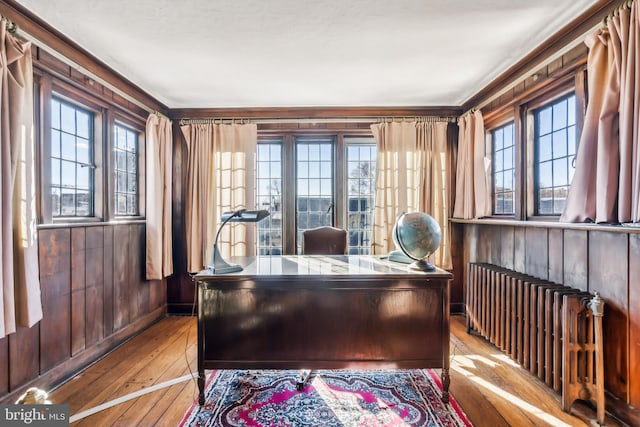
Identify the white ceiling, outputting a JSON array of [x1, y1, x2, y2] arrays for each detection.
[[14, 0, 601, 109]]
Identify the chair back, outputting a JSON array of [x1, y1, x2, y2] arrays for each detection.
[[302, 226, 347, 255]]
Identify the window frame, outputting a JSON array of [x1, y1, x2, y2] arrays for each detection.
[[482, 70, 585, 223], [524, 84, 578, 220], [37, 75, 147, 225], [488, 119, 517, 217], [257, 129, 374, 255], [40, 81, 105, 224], [110, 114, 146, 220], [484, 107, 521, 219]]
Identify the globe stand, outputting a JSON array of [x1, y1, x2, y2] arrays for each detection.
[[409, 258, 436, 272]]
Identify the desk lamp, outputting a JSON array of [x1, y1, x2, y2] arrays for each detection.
[[209, 208, 270, 273]]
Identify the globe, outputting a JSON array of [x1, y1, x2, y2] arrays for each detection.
[[393, 212, 441, 271]]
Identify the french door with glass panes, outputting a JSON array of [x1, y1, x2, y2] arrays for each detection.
[[256, 134, 376, 255]]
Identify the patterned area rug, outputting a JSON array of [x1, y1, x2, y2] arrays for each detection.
[[180, 369, 472, 426]]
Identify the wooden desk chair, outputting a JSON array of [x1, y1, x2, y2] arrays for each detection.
[[301, 226, 347, 255], [296, 226, 347, 390]]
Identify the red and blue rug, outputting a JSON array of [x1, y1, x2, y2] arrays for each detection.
[[180, 369, 472, 426]]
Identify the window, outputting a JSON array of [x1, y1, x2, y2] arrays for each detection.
[[534, 94, 577, 215], [296, 138, 334, 253], [346, 138, 376, 254], [256, 134, 376, 255], [113, 123, 139, 216], [50, 97, 94, 217], [491, 122, 515, 215], [41, 81, 145, 224], [256, 141, 283, 255]]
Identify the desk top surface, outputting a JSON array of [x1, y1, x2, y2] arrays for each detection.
[[196, 255, 452, 280]]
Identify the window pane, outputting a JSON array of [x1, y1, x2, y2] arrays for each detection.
[[256, 141, 283, 255], [51, 187, 61, 216], [552, 130, 567, 157], [534, 94, 576, 215], [538, 107, 552, 135], [76, 137, 89, 164], [51, 159, 60, 186], [346, 137, 377, 254], [76, 111, 90, 139], [51, 100, 61, 129], [76, 165, 89, 190], [113, 124, 139, 216], [61, 160, 75, 187], [539, 161, 552, 189], [60, 104, 76, 134], [296, 139, 333, 253], [76, 190, 91, 216], [61, 133, 76, 160], [51, 98, 94, 218], [51, 130, 61, 158], [491, 122, 515, 215], [554, 158, 568, 186], [538, 134, 552, 162]]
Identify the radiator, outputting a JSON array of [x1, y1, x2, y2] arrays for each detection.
[[466, 263, 605, 424]]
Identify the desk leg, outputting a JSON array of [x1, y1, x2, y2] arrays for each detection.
[[198, 371, 205, 405], [197, 281, 205, 405], [441, 367, 450, 403]]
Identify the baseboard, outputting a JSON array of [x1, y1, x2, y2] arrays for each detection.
[[1, 306, 167, 404], [606, 391, 640, 427], [168, 302, 197, 315], [450, 302, 465, 315]]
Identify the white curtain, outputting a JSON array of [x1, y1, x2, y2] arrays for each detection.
[[145, 113, 173, 279], [0, 26, 42, 338], [180, 123, 257, 273], [370, 121, 452, 269], [452, 110, 491, 219]]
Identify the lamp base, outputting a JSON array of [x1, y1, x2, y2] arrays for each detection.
[[409, 258, 436, 272], [208, 244, 244, 274], [210, 263, 243, 274], [387, 250, 413, 264]]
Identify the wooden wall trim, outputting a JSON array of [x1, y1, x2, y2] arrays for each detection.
[[169, 106, 463, 120], [0, 0, 168, 115], [462, 0, 626, 112], [450, 218, 640, 235]]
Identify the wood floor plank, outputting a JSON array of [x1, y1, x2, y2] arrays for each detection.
[[46, 314, 620, 426]]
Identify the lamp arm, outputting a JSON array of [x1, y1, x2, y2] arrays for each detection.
[[213, 210, 241, 249], [208, 208, 267, 274]]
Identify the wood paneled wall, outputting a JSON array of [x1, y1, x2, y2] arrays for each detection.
[[453, 220, 640, 424], [0, 223, 166, 403]]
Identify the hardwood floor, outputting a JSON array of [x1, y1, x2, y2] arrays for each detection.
[[48, 315, 621, 426]]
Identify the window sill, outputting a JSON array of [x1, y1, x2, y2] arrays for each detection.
[[38, 218, 146, 229], [449, 217, 640, 234]]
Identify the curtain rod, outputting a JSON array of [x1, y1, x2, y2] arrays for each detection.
[[603, 0, 634, 25], [179, 116, 458, 126]]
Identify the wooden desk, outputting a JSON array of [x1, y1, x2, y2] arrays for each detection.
[[195, 255, 453, 405]]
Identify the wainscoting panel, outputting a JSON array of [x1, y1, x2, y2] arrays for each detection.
[[524, 227, 548, 280], [589, 231, 628, 401], [548, 228, 563, 284], [630, 234, 640, 410], [563, 229, 588, 291], [453, 220, 640, 422], [0, 223, 166, 403], [39, 228, 72, 373]]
